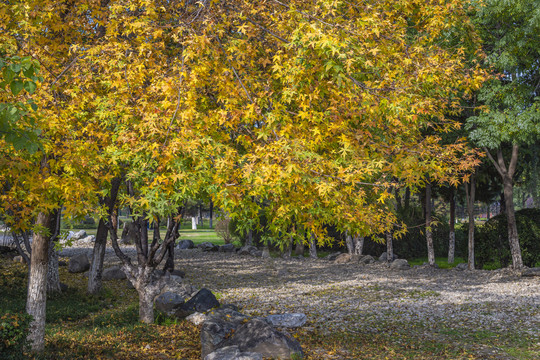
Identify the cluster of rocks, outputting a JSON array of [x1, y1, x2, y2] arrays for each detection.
[[327, 251, 413, 270], [62, 230, 96, 245], [178, 240, 264, 257]]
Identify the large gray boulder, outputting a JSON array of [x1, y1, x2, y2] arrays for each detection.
[[68, 253, 90, 273], [155, 292, 185, 315], [201, 308, 251, 358], [177, 239, 195, 249], [79, 235, 96, 244], [390, 259, 410, 270], [219, 318, 304, 359], [358, 255, 375, 264], [102, 266, 126, 280], [204, 346, 262, 360], [266, 313, 307, 328], [174, 288, 220, 318], [71, 230, 87, 240]]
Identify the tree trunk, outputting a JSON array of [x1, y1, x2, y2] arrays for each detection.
[[138, 287, 156, 324], [246, 229, 253, 246], [345, 232, 354, 254], [465, 173, 476, 270], [47, 243, 61, 293], [209, 200, 213, 229], [353, 235, 364, 255], [283, 236, 292, 258], [88, 177, 121, 294], [425, 183, 435, 266], [294, 237, 305, 256], [309, 234, 317, 259], [448, 188, 456, 264], [485, 145, 523, 269], [26, 212, 51, 352], [198, 203, 203, 227], [385, 231, 393, 262], [503, 175, 523, 269]]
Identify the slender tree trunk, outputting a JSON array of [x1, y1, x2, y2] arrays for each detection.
[[425, 183, 435, 266], [198, 203, 203, 227], [465, 173, 476, 270], [246, 229, 253, 246], [503, 175, 523, 269], [209, 200, 213, 229], [283, 236, 292, 258], [47, 243, 61, 292], [448, 188, 456, 264], [26, 212, 51, 352], [385, 231, 393, 262], [353, 235, 364, 255], [309, 234, 317, 259], [345, 232, 354, 254], [88, 177, 121, 294]]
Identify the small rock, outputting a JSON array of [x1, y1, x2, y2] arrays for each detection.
[[455, 263, 468, 271], [198, 242, 219, 252], [218, 244, 236, 253], [204, 346, 263, 360], [175, 288, 220, 318], [71, 230, 87, 240], [68, 253, 90, 273], [238, 246, 261, 257], [155, 292, 185, 314], [358, 255, 375, 264], [13, 255, 26, 264], [379, 252, 399, 262], [102, 266, 127, 280], [170, 269, 186, 278], [79, 235, 96, 243], [521, 267, 540, 277], [334, 253, 352, 264], [390, 259, 410, 270], [324, 252, 342, 261], [177, 239, 195, 249], [266, 313, 307, 328]]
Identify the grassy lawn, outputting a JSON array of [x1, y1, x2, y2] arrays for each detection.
[[408, 257, 467, 269]]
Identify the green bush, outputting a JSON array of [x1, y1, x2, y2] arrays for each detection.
[[476, 208, 540, 269], [0, 312, 32, 359]]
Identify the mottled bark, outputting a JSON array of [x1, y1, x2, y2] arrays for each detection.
[[345, 232, 354, 254], [26, 212, 51, 352], [448, 188, 456, 264], [385, 231, 393, 262], [309, 234, 317, 259], [353, 235, 364, 255], [425, 183, 435, 266], [47, 244, 61, 293]]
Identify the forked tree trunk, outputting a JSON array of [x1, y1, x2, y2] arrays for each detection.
[[448, 188, 456, 264], [26, 212, 51, 352], [353, 235, 364, 255], [425, 183, 435, 266], [485, 146, 523, 269], [309, 234, 317, 259], [385, 231, 393, 262], [465, 173, 476, 270]]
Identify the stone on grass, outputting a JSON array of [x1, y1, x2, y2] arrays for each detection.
[[102, 266, 126, 280], [390, 259, 410, 270], [237, 246, 262, 257], [521, 267, 540, 277], [455, 263, 468, 271], [334, 253, 352, 264], [219, 318, 303, 359], [266, 313, 307, 328], [79, 235, 96, 244], [68, 253, 90, 273], [175, 288, 220, 318], [71, 230, 87, 240], [198, 242, 219, 252], [155, 292, 185, 315], [204, 346, 263, 360], [13, 255, 26, 264], [218, 244, 236, 253], [177, 239, 195, 249], [324, 252, 342, 261]]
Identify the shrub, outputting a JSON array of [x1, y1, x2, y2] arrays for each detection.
[[0, 312, 32, 359], [476, 208, 540, 269], [215, 217, 235, 244]]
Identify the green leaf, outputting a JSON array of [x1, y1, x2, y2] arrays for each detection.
[[23, 64, 34, 78], [3, 67, 15, 83], [9, 63, 21, 73], [23, 81, 36, 94], [10, 80, 24, 95]]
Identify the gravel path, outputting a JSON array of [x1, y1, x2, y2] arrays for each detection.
[[61, 245, 540, 358]]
